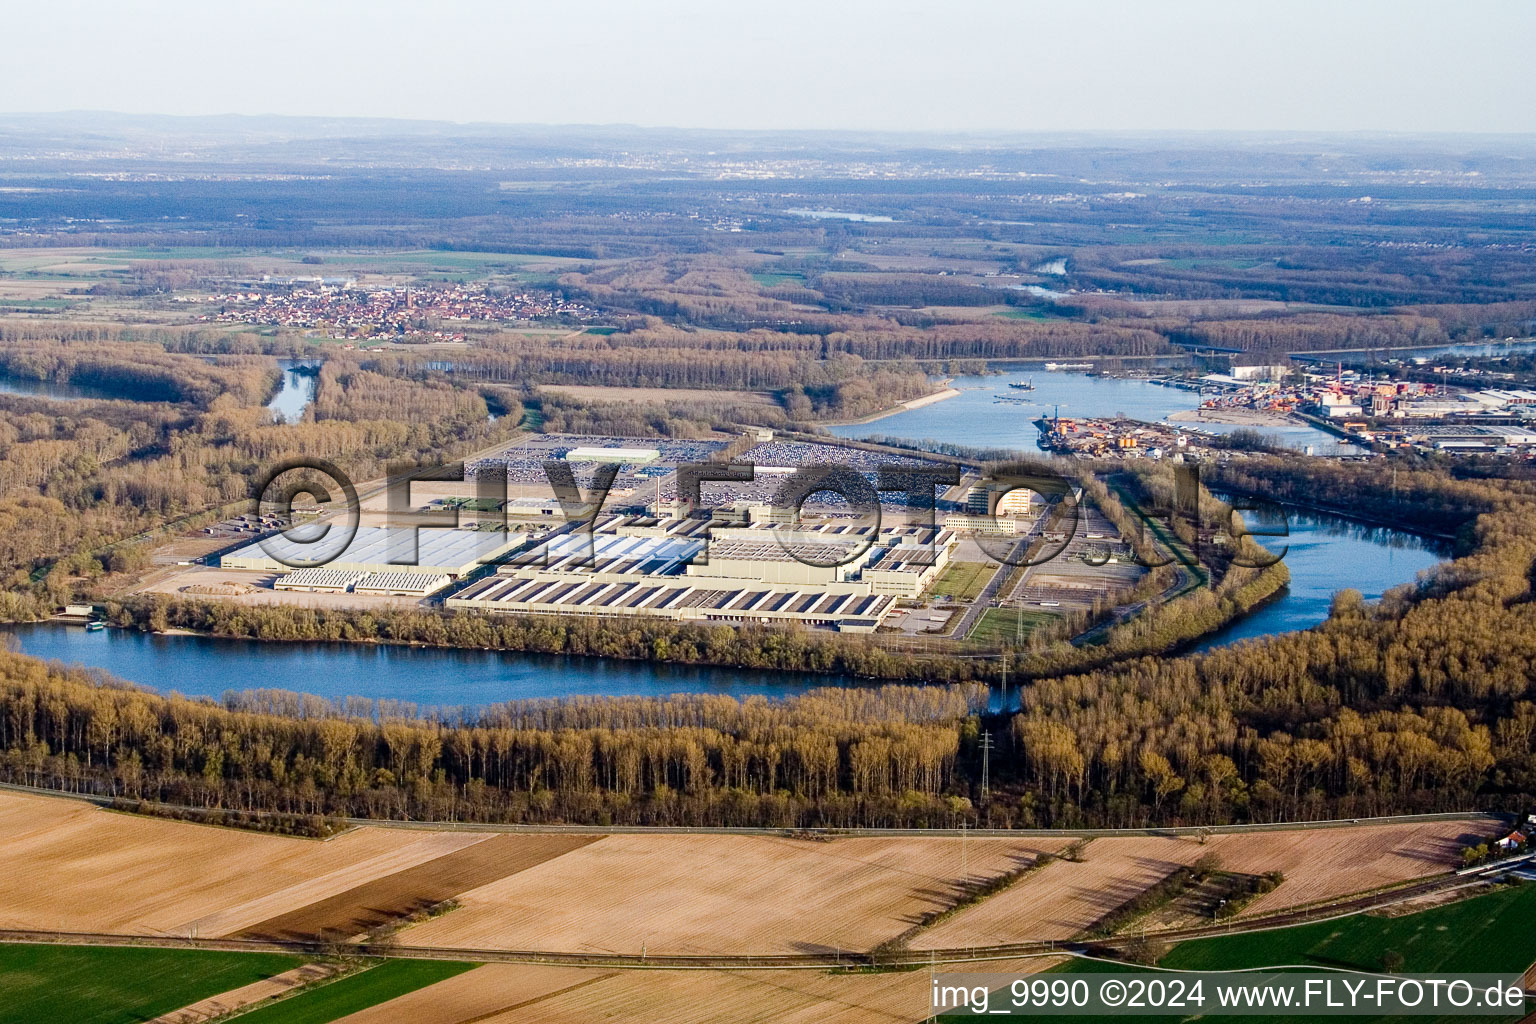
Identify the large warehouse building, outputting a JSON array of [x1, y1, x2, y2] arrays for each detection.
[[443, 514, 954, 631], [221, 526, 524, 577]]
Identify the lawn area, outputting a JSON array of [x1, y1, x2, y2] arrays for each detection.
[[0, 298, 78, 309], [751, 271, 803, 288], [968, 607, 1056, 644], [947, 887, 1536, 1023], [232, 958, 478, 1024], [931, 561, 995, 601], [0, 944, 304, 1024], [1162, 883, 1536, 975]]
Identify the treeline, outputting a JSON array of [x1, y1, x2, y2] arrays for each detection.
[[1163, 313, 1448, 354], [0, 320, 315, 357], [311, 361, 491, 428], [0, 664, 988, 827], [107, 596, 994, 683], [1064, 241, 1536, 307], [812, 272, 1021, 308], [374, 343, 936, 420], [535, 391, 759, 439]]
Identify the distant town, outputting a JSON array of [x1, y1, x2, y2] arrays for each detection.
[[184, 279, 598, 340]]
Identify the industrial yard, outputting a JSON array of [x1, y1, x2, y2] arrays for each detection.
[[113, 433, 1167, 645]]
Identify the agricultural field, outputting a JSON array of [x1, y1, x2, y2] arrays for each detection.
[[0, 790, 1501, 961], [400, 833, 1070, 955], [1201, 820, 1488, 915], [236, 834, 598, 942], [1159, 882, 1536, 975], [913, 821, 1498, 949], [0, 790, 484, 936], [231, 959, 478, 1024], [0, 944, 302, 1024], [937, 887, 1536, 1024], [154, 962, 350, 1023], [331, 956, 1066, 1024]]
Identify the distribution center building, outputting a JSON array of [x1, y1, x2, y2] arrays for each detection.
[[443, 514, 955, 631], [221, 526, 523, 577]]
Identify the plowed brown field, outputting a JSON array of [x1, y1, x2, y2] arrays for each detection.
[[236, 834, 599, 941], [913, 819, 1499, 948], [0, 790, 432, 935], [1204, 819, 1494, 915], [0, 788, 1496, 958], [402, 834, 1070, 955]]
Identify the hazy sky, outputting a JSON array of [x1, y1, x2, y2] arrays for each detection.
[[6, 0, 1534, 133]]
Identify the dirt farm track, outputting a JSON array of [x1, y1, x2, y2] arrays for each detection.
[[0, 785, 1506, 966]]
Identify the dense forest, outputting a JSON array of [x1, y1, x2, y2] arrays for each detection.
[[0, 340, 521, 609]]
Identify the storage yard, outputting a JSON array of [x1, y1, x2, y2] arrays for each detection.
[[466, 434, 733, 503], [122, 432, 1156, 643], [108, 430, 1181, 646], [1005, 505, 1147, 611]]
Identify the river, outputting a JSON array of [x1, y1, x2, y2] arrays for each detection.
[[0, 376, 134, 401], [827, 370, 1360, 455], [0, 626, 847, 709], [1188, 504, 1448, 652], [267, 359, 319, 423]]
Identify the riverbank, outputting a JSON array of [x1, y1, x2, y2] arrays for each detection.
[[820, 383, 960, 426]]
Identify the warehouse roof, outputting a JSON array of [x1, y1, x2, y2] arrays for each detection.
[[222, 526, 522, 575], [565, 446, 660, 463]]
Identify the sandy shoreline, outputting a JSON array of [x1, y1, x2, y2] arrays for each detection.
[[1167, 407, 1301, 428], [822, 385, 961, 427]]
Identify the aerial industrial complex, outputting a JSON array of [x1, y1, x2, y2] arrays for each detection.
[[445, 515, 957, 631], [182, 434, 1116, 638], [188, 434, 1077, 635]]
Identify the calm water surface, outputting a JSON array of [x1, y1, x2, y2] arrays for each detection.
[[827, 371, 1360, 455], [0, 624, 847, 709], [1189, 504, 1447, 651], [0, 376, 130, 401], [267, 359, 319, 423]]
